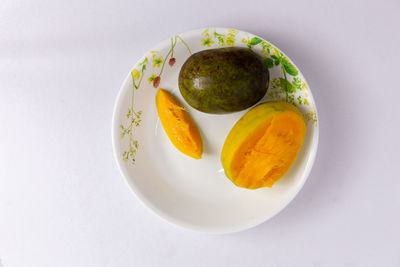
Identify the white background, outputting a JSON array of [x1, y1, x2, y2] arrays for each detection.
[[1, 0, 399, 266]]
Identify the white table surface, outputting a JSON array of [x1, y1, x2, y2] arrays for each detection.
[[1, 0, 399, 266]]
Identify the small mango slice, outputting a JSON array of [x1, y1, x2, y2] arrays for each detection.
[[221, 102, 306, 189], [156, 89, 203, 159]]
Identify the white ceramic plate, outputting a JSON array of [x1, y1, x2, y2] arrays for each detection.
[[112, 28, 318, 234]]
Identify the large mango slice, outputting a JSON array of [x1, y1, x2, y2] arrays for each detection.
[[156, 89, 203, 159], [221, 102, 306, 189]]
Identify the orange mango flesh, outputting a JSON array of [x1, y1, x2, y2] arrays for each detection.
[[156, 89, 203, 159], [221, 102, 306, 189]]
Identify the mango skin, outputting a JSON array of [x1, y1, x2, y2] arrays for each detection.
[[156, 89, 203, 159], [179, 47, 269, 114], [221, 102, 306, 189]]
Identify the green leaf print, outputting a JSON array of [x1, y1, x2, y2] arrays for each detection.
[[281, 57, 298, 76], [263, 57, 274, 69], [270, 55, 280, 65], [249, 37, 263, 45], [280, 78, 295, 93]]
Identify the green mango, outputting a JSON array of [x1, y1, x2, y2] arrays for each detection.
[[178, 47, 269, 114]]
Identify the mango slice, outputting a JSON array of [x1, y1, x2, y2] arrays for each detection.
[[221, 102, 306, 189], [156, 89, 203, 159]]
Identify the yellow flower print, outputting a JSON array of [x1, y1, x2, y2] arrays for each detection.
[[261, 47, 269, 55], [201, 37, 214, 47], [297, 95, 303, 105], [304, 98, 309, 106], [305, 110, 317, 126], [226, 37, 235, 45], [226, 29, 238, 45], [131, 69, 140, 81], [148, 74, 157, 84], [152, 56, 163, 68], [272, 48, 280, 56], [228, 29, 239, 35]]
